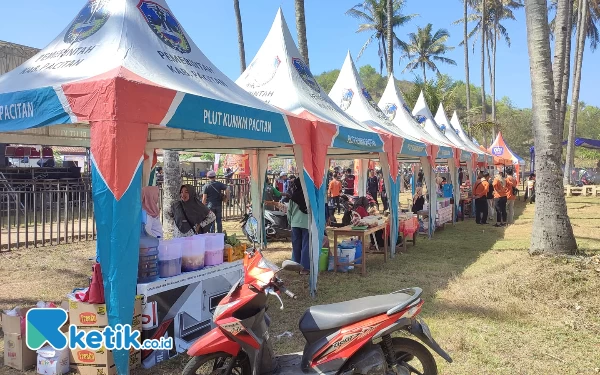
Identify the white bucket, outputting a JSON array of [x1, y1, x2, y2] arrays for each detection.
[[337, 246, 356, 270]]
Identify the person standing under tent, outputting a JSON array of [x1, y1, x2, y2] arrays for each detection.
[[343, 168, 356, 196], [287, 178, 310, 275], [473, 172, 489, 225], [282, 175, 296, 203], [506, 168, 517, 224], [412, 187, 425, 214], [484, 172, 495, 223], [493, 172, 510, 227], [168, 185, 216, 237], [328, 174, 343, 214], [367, 169, 379, 209], [202, 171, 229, 233], [142, 186, 163, 238], [379, 171, 388, 212]]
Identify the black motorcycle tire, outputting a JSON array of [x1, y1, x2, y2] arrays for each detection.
[[392, 337, 438, 375], [182, 353, 251, 375]]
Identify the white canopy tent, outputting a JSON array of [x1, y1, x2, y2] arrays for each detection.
[[236, 10, 391, 288]]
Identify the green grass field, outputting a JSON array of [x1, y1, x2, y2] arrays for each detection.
[[1, 197, 599, 374]]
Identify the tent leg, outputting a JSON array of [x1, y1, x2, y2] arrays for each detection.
[[91, 120, 148, 375], [248, 150, 269, 248]]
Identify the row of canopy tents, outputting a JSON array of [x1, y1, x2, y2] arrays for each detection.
[[0, 1, 491, 373]]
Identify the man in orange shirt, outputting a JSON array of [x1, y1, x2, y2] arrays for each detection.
[[473, 171, 490, 224], [506, 168, 517, 224], [328, 175, 343, 214], [493, 172, 511, 227]]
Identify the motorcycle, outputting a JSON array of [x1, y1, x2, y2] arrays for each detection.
[[184, 219, 452, 375], [240, 203, 291, 243]]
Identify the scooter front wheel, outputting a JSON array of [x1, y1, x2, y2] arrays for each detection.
[[183, 352, 250, 375], [391, 338, 438, 375]]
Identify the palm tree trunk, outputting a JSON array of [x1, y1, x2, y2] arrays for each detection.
[[423, 64, 427, 82], [565, 0, 588, 185], [380, 38, 387, 75], [492, 20, 497, 125], [559, 0, 574, 130], [464, 0, 471, 130], [481, 0, 487, 122], [552, 0, 571, 146], [233, 0, 246, 73], [295, 0, 310, 67], [162, 150, 182, 237], [386, 0, 394, 77], [524, 0, 577, 255]]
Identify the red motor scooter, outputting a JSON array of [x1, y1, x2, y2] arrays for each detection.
[[183, 248, 451, 375]]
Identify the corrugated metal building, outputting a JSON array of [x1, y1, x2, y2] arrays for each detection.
[[0, 40, 40, 75]]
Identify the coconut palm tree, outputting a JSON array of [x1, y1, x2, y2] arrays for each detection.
[[457, 0, 523, 125], [523, 0, 577, 255], [295, 0, 310, 67], [463, 0, 472, 132], [550, 0, 573, 143], [488, 0, 523, 124], [399, 23, 456, 82], [404, 74, 459, 114], [346, 0, 417, 74], [386, 0, 394, 76], [233, 0, 246, 73], [565, 0, 589, 184]]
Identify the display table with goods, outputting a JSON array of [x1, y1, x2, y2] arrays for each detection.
[[137, 232, 244, 369], [331, 215, 388, 276], [436, 198, 453, 227]]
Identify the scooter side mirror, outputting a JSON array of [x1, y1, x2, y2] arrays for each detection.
[[281, 260, 303, 272]]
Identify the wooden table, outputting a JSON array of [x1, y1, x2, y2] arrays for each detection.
[[332, 223, 388, 276]]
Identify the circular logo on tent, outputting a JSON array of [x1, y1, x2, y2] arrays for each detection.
[[292, 58, 321, 93], [243, 56, 280, 88], [340, 89, 354, 111], [492, 146, 504, 156], [439, 124, 446, 134], [64, 0, 111, 43], [414, 115, 427, 127], [383, 103, 397, 120], [138, 0, 191, 54]]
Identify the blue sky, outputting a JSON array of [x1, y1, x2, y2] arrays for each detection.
[[1, 0, 599, 109]]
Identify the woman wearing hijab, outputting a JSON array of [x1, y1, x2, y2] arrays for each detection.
[[287, 178, 310, 274], [142, 186, 163, 238], [412, 187, 425, 214], [168, 185, 216, 237]]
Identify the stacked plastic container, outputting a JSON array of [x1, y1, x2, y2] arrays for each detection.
[[157, 239, 183, 278], [138, 225, 159, 283], [204, 233, 225, 266], [181, 235, 206, 272]]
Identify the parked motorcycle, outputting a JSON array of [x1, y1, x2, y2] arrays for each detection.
[[240, 204, 291, 243], [184, 219, 452, 375]]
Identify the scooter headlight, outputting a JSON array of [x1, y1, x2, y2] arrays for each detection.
[[213, 300, 240, 322]]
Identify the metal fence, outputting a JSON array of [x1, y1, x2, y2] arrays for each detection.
[[159, 177, 251, 223], [0, 176, 252, 251], [0, 178, 96, 251]]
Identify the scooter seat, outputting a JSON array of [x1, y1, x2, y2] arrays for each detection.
[[299, 293, 414, 333]]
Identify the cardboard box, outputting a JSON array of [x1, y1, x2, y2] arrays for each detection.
[[1, 308, 37, 371], [36, 346, 70, 375], [68, 296, 142, 328], [69, 348, 140, 375], [69, 324, 142, 370]]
